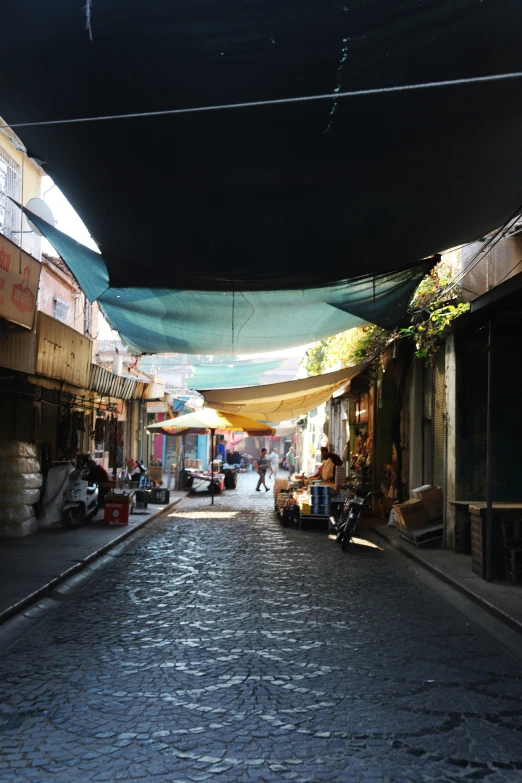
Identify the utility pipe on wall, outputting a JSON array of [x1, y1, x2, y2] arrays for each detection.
[[485, 319, 494, 582]]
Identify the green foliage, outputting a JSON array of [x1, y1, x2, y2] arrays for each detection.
[[403, 258, 470, 362], [303, 325, 388, 375], [302, 256, 470, 376], [400, 302, 470, 362], [303, 340, 330, 376]]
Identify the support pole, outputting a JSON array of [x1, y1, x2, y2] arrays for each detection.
[[485, 320, 493, 582], [211, 428, 216, 506]]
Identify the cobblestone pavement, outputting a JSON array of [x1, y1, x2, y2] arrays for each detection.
[[1, 473, 522, 783]]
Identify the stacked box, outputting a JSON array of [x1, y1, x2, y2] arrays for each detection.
[[277, 492, 291, 510], [394, 499, 429, 530], [151, 488, 170, 504], [411, 485, 444, 520], [310, 485, 330, 515], [312, 504, 331, 515]]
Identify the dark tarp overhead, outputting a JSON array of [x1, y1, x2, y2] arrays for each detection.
[[1, 0, 522, 295]]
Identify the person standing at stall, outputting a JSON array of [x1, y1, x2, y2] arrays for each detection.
[[268, 449, 279, 479], [286, 446, 295, 476], [255, 448, 270, 492], [307, 446, 342, 483], [86, 458, 111, 506]]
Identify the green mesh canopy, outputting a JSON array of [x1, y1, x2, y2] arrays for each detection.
[[137, 356, 284, 388], [27, 210, 431, 355]]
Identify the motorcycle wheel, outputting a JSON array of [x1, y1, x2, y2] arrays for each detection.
[[335, 514, 348, 544], [63, 506, 85, 529], [341, 518, 357, 551]]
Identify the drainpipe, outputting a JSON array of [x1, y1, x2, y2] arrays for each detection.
[[138, 403, 145, 463], [485, 319, 494, 582]]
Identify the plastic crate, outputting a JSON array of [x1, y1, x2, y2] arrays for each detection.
[[150, 488, 170, 504]]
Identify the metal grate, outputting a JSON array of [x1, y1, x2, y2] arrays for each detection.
[[0, 147, 21, 243], [52, 298, 70, 324]]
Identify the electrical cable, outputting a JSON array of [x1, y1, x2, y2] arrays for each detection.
[[1, 70, 522, 130], [438, 206, 522, 299]]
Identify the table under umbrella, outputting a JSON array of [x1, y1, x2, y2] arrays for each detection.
[[147, 408, 275, 504]]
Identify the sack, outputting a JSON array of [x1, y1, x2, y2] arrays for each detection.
[[0, 488, 41, 506], [0, 473, 43, 490], [0, 457, 41, 475], [0, 517, 38, 537], [0, 442, 37, 459], [0, 504, 35, 523]]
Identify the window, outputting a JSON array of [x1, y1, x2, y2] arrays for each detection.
[[53, 298, 70, 324], [0, 147, 21, 243]]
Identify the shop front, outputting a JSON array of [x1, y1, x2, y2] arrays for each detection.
[[448, 293, 522, 584], [0, 318, 163, 536]]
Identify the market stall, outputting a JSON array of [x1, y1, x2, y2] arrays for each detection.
[[275, 476, 351, 531], [147, 408, 274, 504]]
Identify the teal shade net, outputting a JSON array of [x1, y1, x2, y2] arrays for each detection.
[[188, 360, 282, 389], [27, 210, 431, 355], [137, 356, 284, 388]]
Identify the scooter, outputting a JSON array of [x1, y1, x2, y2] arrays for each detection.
[[63, 467, 99, 528], [329, 485, 373, 551]]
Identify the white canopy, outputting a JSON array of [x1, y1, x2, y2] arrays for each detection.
[[198, 364, 367, 422]]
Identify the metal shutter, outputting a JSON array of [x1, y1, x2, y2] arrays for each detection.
[[432, 347, 446, 488]]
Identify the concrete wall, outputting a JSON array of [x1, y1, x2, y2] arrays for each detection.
[[0, 124, 43, 261], [38, 261, 84, 330], [38, 258, 99, 358], [444, 336, 457, 549]]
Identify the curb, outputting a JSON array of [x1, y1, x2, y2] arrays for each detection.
[[370, 524, 522, 637], [0, 496, 185, 627]]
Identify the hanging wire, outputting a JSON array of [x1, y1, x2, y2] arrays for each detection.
[[19, 150, 24, 274], [231, 288, 235, 357], [493, 257, 522, 289], [1, 70, 522, 130], [438, 205, 522, 299]]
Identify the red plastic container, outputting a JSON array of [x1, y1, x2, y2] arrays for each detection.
[[104, 500, 129, 526]]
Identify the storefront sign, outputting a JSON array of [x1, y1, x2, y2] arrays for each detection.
[[0, 234, 41, 329], [146, 401, 167, 413]]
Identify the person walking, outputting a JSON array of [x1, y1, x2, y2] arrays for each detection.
[[268, 449, 279, 479], [286, 446, 295, 476], [255, 448, 270, 492]]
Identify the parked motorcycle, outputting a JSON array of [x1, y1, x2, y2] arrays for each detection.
[[63, 468, 99, 528], [329, 485, 374, 551]]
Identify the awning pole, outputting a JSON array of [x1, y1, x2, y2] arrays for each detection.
[[211, 428, 215, 506], [485, 320, 494, 581]]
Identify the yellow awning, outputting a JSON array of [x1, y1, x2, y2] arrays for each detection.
[[146, 407, 275, 436], [198, 365, 367, 422]]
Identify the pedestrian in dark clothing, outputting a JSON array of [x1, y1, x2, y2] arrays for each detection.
[[255, 448, 270, 492]]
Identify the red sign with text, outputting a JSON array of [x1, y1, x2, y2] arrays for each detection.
[[0, 234, 41, 328]]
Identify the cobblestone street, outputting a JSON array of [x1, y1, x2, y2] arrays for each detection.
[[1, 473, 522, 783]]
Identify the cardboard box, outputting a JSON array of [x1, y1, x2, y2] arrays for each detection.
[[273, 478, 289, 498], [412, 485, 443, 521], [395, 498, 429, 530]]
